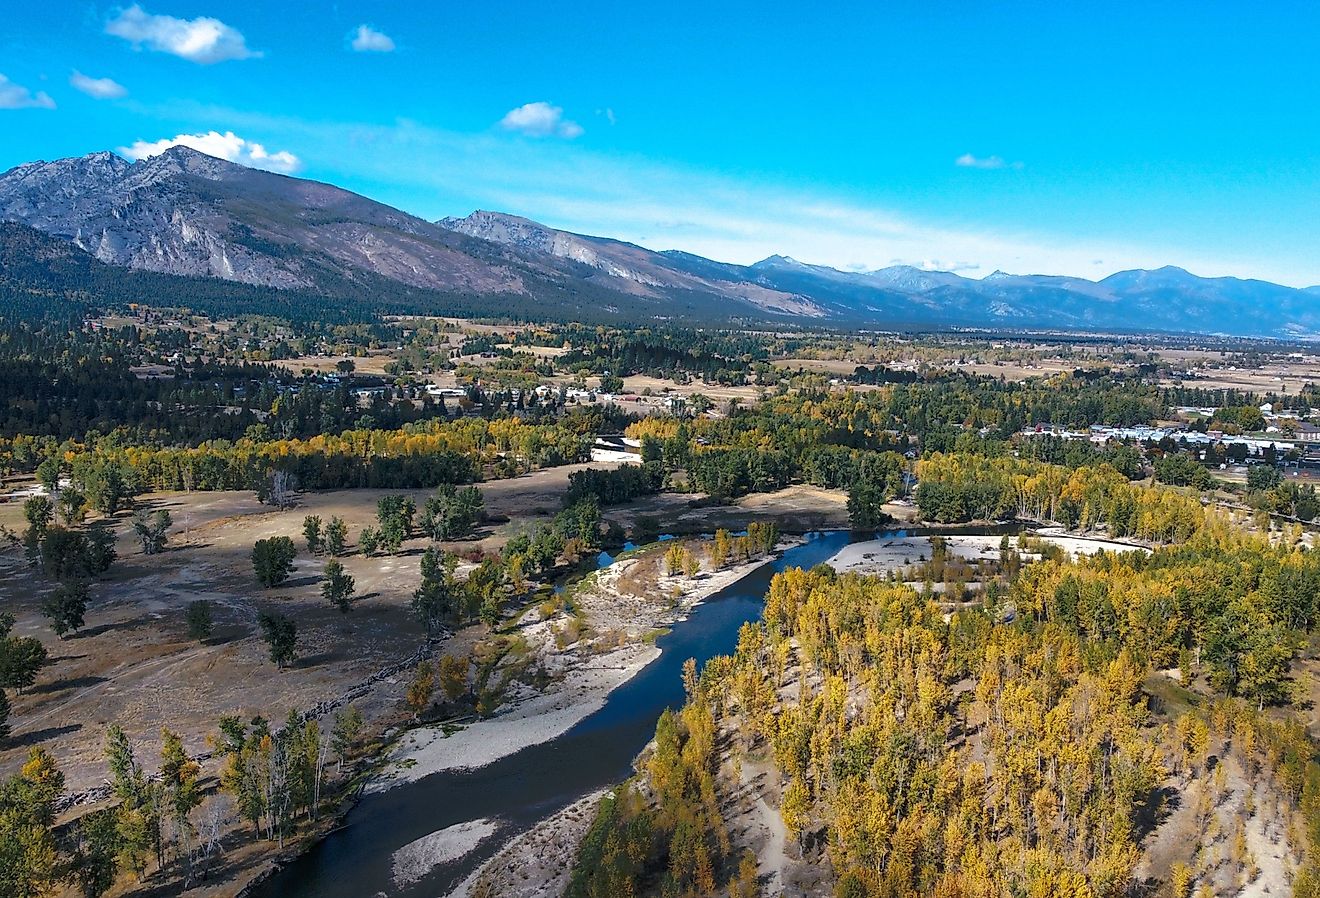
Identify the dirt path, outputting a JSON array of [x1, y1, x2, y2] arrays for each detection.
[[743, 761, 789, 894]]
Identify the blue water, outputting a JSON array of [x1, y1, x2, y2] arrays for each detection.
[[253, 530, 854, 898]]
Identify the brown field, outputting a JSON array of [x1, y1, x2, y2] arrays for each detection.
[[0, 463, 614, 791], [1154, 348, 1320, 394], [0, 466, 852, 797], [616, 374, 764, 404], [274, 352, 397, 376], [772, 357, 860, 374], [773, 355, 1092, 382]]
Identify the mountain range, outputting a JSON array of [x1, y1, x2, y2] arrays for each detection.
[[1, 146, 1318, 338]]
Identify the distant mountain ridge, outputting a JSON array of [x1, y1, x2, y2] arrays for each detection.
[[438, 211, 1320, 337], [2, 147, 1319, 337]]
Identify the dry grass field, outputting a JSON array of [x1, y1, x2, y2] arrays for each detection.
[[0, 467, 850, 796]]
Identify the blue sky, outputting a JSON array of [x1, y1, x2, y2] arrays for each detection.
[[4, 1, 1320, 285]]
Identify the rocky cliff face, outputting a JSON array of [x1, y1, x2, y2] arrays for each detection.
[[438, 210, 825, 316], [0, 149, 821, 318], [5, 148, 1320, 336], [0, 147, 533, 293]]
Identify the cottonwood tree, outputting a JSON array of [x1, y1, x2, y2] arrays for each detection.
[[0, 614, 48, 693], [0, 747, 64, 897], [77, 459, 132, 516], [665, 541, 686, 576], [664, 542, 700, 578], [71, 809, 119, 898], [464, 558, 506, 627], [331, 706, 364, 774], [287, 711, 331, 823], [58, 487, 87, 527], [420, 484, 484, 541], [438, 654, 468, 702], [35, 458, 62, 496], [86, 525, 118, 575], [37, 526, 116, 581], [37, 526, 88, 578], [257, 612, 298, 669], [41, 579, 88, 638], [268, 470, 297, 510], [23, 496, 53, 535], [193, 797, 231, 882], [374, 493, 414, 552], [847, 476, 893, 530], [710, 528, 733, 570], [104, 724, 160, 879], [160, 727, 202, 878], [321, 560, 356, 614], [252, 537, 297, 588], [214, 715, 269, 840], [406, 661, 435, 720]]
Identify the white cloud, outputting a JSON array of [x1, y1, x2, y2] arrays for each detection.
[[955, 153, 1023, 170], [0, 74, 55, 110], [888, 258, 981, 273], [351, 25, 395, 53], [118, 130, 301, 173], [106, 5, 257, 64], [70, 71, 127, 100], [499, 102, 583, 138]]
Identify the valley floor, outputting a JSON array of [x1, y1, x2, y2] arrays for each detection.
[[0, 471, 843, 897]]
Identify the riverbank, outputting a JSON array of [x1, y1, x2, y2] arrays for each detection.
[[434, 526, 1154, 898], [823, 527, 1150, 576], [450, 790, 606, 898], [369, 537, 802, 787]]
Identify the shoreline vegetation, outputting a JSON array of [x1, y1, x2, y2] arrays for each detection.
[[368, 523, 1161, 898], [376, 539, 803, 786], [233, 532, 802, 896]]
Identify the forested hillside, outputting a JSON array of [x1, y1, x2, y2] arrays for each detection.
[[569, 457, 1320, 898]]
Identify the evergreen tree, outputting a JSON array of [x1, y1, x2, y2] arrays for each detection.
[[185, 600, 213, 642], [251, 536, 297, 588], [104, 724, 158, 879], [257, 612, 298, 668], [321, 559, 356, 613], [324, 516, 348, 557], [302, 515, 323, 555], [412, 547, 457, 636]]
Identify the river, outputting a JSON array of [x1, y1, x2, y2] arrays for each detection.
[[253, 527, 996, 897]]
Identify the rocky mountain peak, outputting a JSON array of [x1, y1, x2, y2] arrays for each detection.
[[439, 210, 559, 252]]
